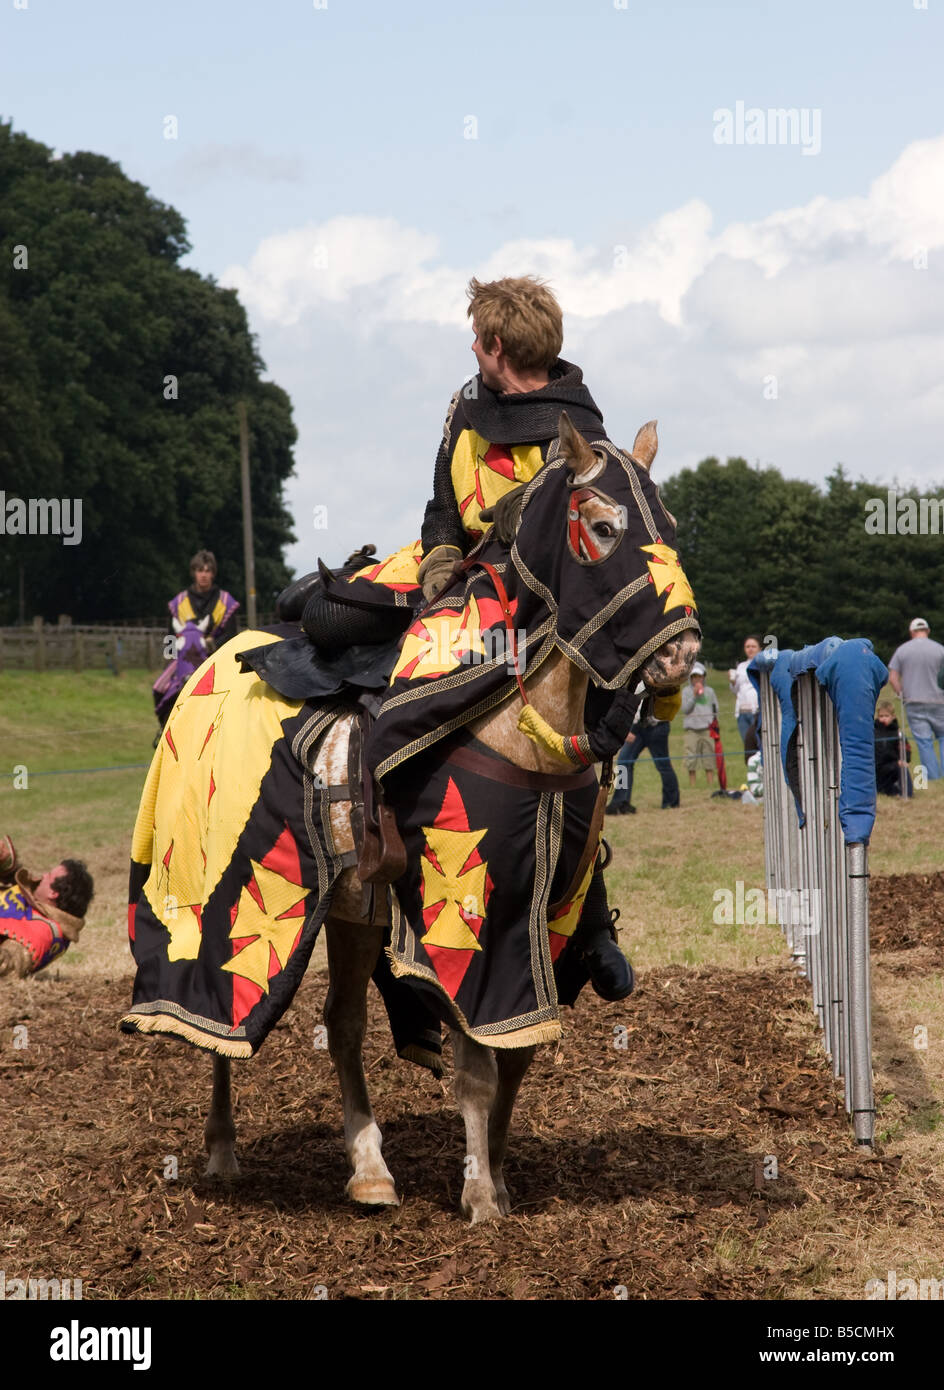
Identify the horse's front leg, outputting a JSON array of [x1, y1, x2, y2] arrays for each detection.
[[452, 1029, 505, 1223], [324, 916, 399, 1207], [205, 1054, 240, 1176], [488, 1046, 535, 1215]]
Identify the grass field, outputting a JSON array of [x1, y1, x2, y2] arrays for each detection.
[[1, 662, 940, 975], [2, 662, 942, 1301]]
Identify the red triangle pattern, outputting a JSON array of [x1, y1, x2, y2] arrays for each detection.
[[482, 443, 516, 480], [425, 943, 477, 999], [231, 973, 264, 1028], [191, 664, 216, 697], [261, 824, 303, 884]]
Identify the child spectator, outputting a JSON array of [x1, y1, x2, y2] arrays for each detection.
[[874, 701, 912, 797], [0, 835, 94, 979], [682, 662, 719, 788]]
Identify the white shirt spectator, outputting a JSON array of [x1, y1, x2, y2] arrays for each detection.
[[729, 660, 759, 716]]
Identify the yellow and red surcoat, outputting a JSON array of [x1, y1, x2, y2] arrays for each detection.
[[344, 430, 545, 601]]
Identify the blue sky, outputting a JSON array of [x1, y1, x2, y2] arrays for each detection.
[[4, 0, 943, 573]]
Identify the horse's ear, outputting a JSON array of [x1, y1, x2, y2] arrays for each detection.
[[558, 410, 605, 485], [631, 420, 658, 471]]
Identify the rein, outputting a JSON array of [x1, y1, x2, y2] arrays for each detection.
[[461, 557, 529, 704]]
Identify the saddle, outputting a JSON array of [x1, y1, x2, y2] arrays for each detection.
[[347, 696, 407, 885]]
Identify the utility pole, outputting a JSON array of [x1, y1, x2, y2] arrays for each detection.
[[237, 401, 257, 628]]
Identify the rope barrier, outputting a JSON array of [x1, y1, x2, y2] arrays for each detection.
[[23, 763, 150, 779]]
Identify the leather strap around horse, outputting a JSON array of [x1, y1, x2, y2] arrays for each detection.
[[445, 740, 596, 792]]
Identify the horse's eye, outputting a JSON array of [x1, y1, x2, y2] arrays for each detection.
[[593, 521, 615, 538]]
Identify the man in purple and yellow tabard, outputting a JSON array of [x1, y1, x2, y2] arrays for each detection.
[[153, 550, 240, 729], [0, 835, 94, 979]]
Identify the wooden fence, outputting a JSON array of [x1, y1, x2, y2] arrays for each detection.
[[0, 615, 278, 673], [0, 626, 165, 673]]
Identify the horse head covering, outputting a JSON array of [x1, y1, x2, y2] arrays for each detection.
[[367, 415, 699, 782], [512, 430, 697, 689]]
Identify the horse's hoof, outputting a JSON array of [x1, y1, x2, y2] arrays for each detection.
[[462, 1199, 504, 1225], [205, 1151, 240, 1178], [494, 1186, 512, 1217], [347, 1177, 400, 1207]]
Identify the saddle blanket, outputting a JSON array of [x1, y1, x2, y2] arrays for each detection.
[[387, 742, 601, 1047], [121, 633, 350, 1057]]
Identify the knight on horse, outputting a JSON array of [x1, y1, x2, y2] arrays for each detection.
[[278, 276, 649, 1000], [123, 275, 701, 1220]]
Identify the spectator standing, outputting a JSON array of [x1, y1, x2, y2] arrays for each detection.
[[682, 662, 719, 788], [728, 634, 761, 761], [888, 618, 944, 779], [606, 705, 680, 815]]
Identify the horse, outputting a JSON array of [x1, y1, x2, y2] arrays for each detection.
[[135, 414, 700, 1224]]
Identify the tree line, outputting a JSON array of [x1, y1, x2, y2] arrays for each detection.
[[0, 121, 296, 624], [661, 458, 944, 668]]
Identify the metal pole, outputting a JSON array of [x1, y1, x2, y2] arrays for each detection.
[[238, 400, 258, 629], [817, 681, 839, 1061], [897, 725, 910, 799], [818, 684, 843, 1077], [846, 841, 875, 1146], [796, 678, 823, 1028]]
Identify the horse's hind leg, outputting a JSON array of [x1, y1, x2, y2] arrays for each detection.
[[488, 1046, 535, 1215], [205, 1054, 240, 1176], [324, 916, 399, 1207], [452, 1029, 505, 1223]]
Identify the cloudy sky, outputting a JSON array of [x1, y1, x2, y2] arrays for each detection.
[[4, 0, 943, 573]]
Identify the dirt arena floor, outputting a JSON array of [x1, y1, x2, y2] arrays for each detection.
[[2, 869, 941, 1301]]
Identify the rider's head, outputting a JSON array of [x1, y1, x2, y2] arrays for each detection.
[[190, 550, 217, 593], [467, 276, 563, 389]]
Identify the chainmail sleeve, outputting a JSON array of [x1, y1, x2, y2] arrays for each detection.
[[300, 590, 413, 654], [420, 388, 467, 557]]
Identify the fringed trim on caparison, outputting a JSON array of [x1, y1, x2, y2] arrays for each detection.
[[119, 1010, 253, 1059], [398, 1043, 445, 1077], [477, 1020, 561, 1049], [386, 951, 561, 1051]]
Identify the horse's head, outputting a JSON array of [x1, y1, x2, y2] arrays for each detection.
[[510, 411, 700, 691]]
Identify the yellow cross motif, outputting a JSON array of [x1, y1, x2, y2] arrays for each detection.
[[393, 595, 490, 681], [641, 543, 696, 614], [420, 824, 488, 953], [221, 859, 308, 993]]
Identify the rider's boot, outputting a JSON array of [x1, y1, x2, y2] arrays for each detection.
[[571, 861, 634, 1002]]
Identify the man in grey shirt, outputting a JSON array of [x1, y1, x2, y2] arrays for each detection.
[[888, 618, 944, 779]]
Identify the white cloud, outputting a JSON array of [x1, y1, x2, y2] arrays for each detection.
[[218, 136, 944, 576]]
